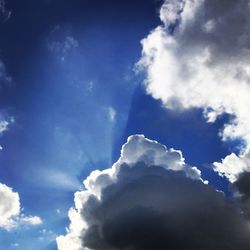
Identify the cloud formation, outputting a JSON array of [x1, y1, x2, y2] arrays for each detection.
[[57, 135, 250, 250], [138, 0, 250, 181], [0, 183, 20, 230], [0, 183, 42, 231]]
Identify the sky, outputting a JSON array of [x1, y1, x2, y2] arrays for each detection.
[[1, 0, 250, 249]]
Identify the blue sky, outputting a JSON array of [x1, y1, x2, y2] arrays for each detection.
[[0, 1, 162, 248], [1, 0, 250, 249]]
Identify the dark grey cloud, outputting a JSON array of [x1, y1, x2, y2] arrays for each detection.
[[234, 172, 250, 199], [57, 135, 250, 250], [232, 172, 250, 219], [81, 163, 250, 250]]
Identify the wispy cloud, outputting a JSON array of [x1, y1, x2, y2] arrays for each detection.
[[0, 113, 14, 150], [0, 0, 11, 22], [47, 26, 79, 62], [107, 106, 116, 122]]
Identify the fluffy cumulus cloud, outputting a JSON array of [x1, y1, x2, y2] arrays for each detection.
[[138, 0, 250, 181], [0, 183, 42, 231], [57, 135, 250, 250], [0, 183, 20, 229]]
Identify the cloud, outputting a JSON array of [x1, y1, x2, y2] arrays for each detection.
[[0, 114, 14, 135], [0, 60, 13, 87], [107, 106, 116, 122], [56, 135, 200, 249], [138, 0, 250, 181], [0, 183, 20, 230], [20, 215, 43, 226], [48, 26, 79, 62], [0, 0, 11, 22], [213, 152, 250, 182], [0, 119, 9, 134], [56, 135, 250, 250], [0, 114, 14, 150], [32, 168, 82, 191], [0, 183, 42, 231], [234, 171, 250, 200]]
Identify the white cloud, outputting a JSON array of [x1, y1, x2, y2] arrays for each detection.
[[0, 183, 42, 231], [214, 153, 250, 182], [20, 215, 43, 226], [33, 168, 81, 191], [107, 106, 116, 122], [0, 115, 14, 150], [138, 0, 250, 181], [0, 183, 20, 230], [56, 135, 201, 249], [0, 120, 9, 134]]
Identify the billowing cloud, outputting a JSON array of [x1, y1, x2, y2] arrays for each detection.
[[0, 183, 42, 231], [138, 0, 250, 181], [57, 135, 250, 250]]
